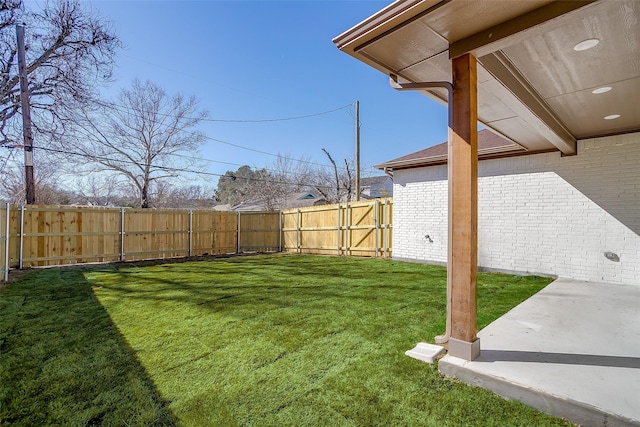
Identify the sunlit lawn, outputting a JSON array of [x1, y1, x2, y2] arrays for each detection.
[[0, 254, 570, 426]]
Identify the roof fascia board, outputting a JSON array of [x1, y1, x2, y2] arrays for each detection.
[[333, 0, 444, 52], [449, 1, 597, 59], [374, 144, 525, 170], [374, 147, 557, 171], [480, 52, 577, 155]]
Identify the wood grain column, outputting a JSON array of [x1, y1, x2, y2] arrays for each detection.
[[448, 53, 480, 360]]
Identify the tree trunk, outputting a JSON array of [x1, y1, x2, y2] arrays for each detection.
[[141, 180, 150, 208]]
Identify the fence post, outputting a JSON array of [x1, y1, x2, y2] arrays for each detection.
[[337, 203, 341, 255], [4, 203, 9, 281], [279, 210, 283, 253], [120, 207, 125, 262], [19, 205, 25, 269], [374, 199, 379, 258], [345, 202, 350, 257], [236, 212, 241, 254], [188, 210, 193, 257], [384, 199, 389, 258], [296, 208, 301, 253]]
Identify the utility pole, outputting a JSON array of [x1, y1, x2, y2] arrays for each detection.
[[16, 24, 36, 205], [355, 100, 360, 201]]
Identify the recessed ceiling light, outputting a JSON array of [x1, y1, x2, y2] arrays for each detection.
[[604, 114, 620, 120], [573, 38, 599, 51], [592, 86, 612, 94]]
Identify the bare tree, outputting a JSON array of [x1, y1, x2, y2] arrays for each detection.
[[1, 0, 120, 144], [0, 149, 70, 204], [69, 79, 208, 208], [312, 149, 354, 203], [154, 183, 216, 209], [257, 155, 314, 210], [72, 174, 127, 206]]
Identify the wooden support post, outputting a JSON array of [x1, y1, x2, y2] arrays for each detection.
[[448, 53, 480, 360]]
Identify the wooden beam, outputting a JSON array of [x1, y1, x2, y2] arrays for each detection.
[[448, 53, 479, 359], [479, 52, 576, 155], [449, 1, 596, 60]]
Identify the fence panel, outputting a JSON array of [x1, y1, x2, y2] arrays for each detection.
[[282, 198, 392, 257], [239, 211, 281, 253], [123, 209, 190, 261], [191, 211, 238, 256], [9, 205, 121, 268]]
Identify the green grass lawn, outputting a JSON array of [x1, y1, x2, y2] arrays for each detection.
[[0, 254, 571, 426]]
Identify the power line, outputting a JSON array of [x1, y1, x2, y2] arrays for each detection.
[[87, 97, 354, 124], [167, 152, 285, 176], [84, 96, 351, 171], [18, 144, 338, 190], [203, 104, 354, 123]]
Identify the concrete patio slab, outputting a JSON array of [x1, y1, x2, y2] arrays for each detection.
[[439, 278, 640, 427]]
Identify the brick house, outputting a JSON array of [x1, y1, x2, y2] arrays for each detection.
[[376, 129, 640, 286]]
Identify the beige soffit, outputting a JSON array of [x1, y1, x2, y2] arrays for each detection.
[[334, 0, 640, 155]]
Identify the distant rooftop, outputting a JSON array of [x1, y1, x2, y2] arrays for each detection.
[[360, 175, 390, 186]]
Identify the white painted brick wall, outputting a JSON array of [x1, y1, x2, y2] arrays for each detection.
[[392, 133, 640, 285]]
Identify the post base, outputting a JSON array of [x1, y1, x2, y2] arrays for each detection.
[[448, 337, 480, 360]]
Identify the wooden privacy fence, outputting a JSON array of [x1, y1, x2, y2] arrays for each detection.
[[282, 198, 392, 257], [0, 198, 393, 281], [0, 205, 281, 271]]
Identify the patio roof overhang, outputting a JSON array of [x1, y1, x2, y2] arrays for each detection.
[[333, 0, 640, 156], [333, 0, 640, 362]]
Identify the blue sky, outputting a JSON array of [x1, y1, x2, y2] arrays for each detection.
[[89, 0, 449, 181]]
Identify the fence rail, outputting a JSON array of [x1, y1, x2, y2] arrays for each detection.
[[0, 199, 392, 281]]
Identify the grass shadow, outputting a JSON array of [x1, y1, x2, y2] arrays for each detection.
[[0, 268, 178, 426]]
